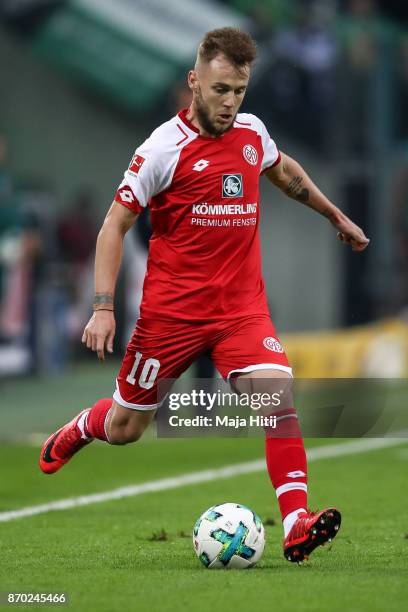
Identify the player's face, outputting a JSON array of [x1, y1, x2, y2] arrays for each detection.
[[190, 54, 250, 137]]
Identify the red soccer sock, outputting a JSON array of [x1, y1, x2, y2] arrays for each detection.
[[265, 410, 308, 522], [85, 398, 113, 442]]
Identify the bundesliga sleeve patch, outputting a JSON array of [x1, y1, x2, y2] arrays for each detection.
[[129, 153, 145, 174]]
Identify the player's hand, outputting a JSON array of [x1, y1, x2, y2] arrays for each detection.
[[333, 216, 370, 252], [82, 311, 116, 362]]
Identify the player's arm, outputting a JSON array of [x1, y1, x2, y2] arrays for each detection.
[[264, 152, 369, 252], [82, 201, 138, 361]]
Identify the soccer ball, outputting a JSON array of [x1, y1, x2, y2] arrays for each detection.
[[193, 502, 265, 569]]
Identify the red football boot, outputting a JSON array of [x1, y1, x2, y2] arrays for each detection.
[[283, 508, 341, 563], [39, 410, 93, 474]]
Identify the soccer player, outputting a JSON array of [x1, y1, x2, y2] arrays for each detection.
[[39, 28, 369, 563]]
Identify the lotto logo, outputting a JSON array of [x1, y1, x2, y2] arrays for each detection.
[[286, 470, 306, 478], [222, 174, 243, 198], [117, 187, 135, 204], [193, 159, 210, 172], [243, 144, 258, 166], [263, 337, 284, 353], [129, 153, 145, 174]]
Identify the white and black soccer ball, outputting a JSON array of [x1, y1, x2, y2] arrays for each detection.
[[193, 502, 265, 569]]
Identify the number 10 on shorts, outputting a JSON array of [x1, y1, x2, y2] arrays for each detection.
[[126, 352, 161, 389]]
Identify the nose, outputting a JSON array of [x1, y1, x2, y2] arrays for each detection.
[[223, 92, 235, 108]]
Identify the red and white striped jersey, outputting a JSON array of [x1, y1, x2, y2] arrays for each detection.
[[115, 108, 281, 321]]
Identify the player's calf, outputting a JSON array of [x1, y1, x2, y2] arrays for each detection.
[[107, 403, 156, 444]]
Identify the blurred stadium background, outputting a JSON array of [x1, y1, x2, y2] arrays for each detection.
[[1, 0, 408, 393], [1, 2, 408, 609]]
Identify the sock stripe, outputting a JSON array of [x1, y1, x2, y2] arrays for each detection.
[[276, 482, 308, 498], [76, 410, 91, 439]]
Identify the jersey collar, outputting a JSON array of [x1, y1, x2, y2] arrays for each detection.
[[177, 108, 200, 134], [177, 107, 234, 141]]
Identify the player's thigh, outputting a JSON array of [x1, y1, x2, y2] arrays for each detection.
[[233, 368, 293, 415], [234, 367, 292, 392]]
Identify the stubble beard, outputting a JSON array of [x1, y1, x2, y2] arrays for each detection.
[[195, 90, 235, 137]]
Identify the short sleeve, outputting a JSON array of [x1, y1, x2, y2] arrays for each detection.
[[114, 131, 178, 214], [258, 120, 280, 173]]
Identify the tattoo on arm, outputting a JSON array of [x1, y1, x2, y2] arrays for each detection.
[[93, 293, 114, 311], [285, 176, 309, 204]]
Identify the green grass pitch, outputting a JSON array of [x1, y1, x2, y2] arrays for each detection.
[[0, 364, 407, 611]]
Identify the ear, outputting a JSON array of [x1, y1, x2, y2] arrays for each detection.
[[188, 70, 198, 93]]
